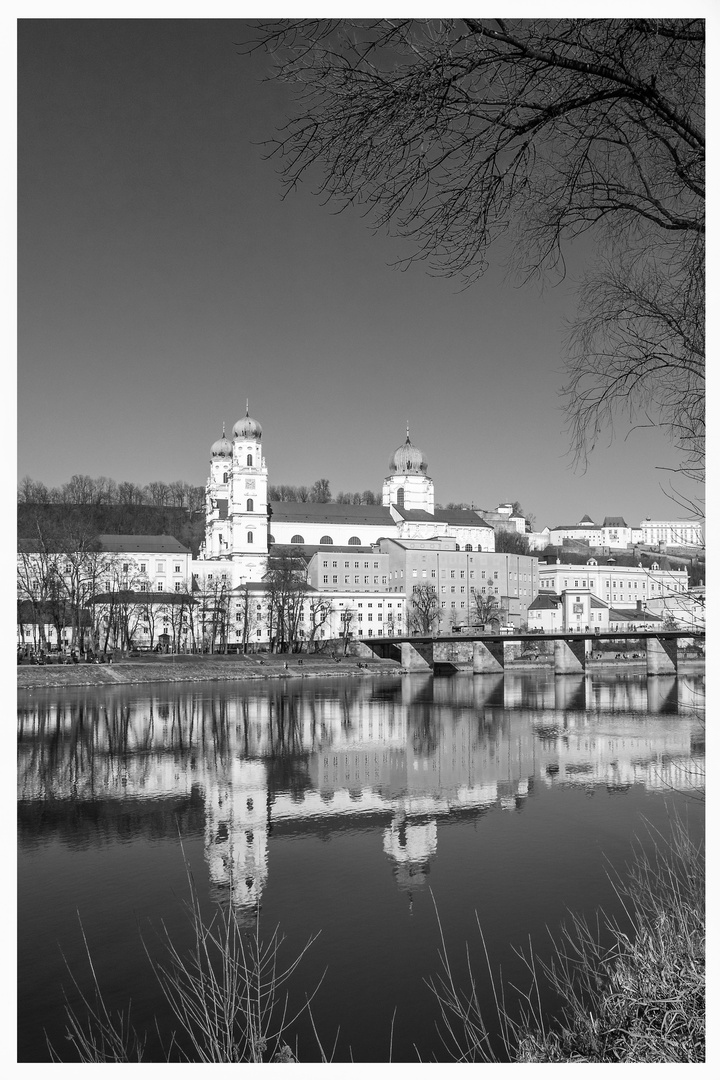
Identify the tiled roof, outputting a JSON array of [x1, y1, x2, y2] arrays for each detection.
[[391, 507, 437, 521], [96, 534, 191, 553], [18, 533, 191, 555], [88, 590, 196, 604], [433, 509, 492, 527], [608, 607, 662, 622], [269, 502, 394, 525], [528, 592, 561, 610], [602, 516, 629, 528]]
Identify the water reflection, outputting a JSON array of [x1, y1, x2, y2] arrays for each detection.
[[18, 672, 704, 914]]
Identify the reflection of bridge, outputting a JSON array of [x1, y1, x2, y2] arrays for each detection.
[[363, 630, 705, 676]]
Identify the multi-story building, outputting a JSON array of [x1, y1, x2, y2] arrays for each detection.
[[380, 537, 539, 632], [17, 534, 193, 653], [640, 519, 704, 548], [537, 558, 688, 608], [527, 590, 664, 633]]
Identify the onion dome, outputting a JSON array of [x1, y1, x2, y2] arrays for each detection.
[[388, 427, 428, 474], [211, 423, 232, 458], [232, 400, 262, 439]]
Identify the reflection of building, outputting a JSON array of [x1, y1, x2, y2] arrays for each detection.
[[205, 759, 269, 910], [17, 674, 705, 911], [383, 813, 437, 894]]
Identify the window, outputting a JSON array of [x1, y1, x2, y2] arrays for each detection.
[[332, 575, 338, 583], [140, 563, 146, 572], [373, 562, 379, 568], [246, 454, 253, 466], [412, 568, 418, 577], [323, 575, 329, 584], [332, 560, 338, 567], [431, 570, 436, 578], [322, 559, 328, 567], [320, 535, 333, 544], [355, 576, 360, 584], [157, 582, 164, 591], [465, 544, 472, 551], [174, 582, 182, 592], [174, 564, 181, 574], [344, 561, 350, 568], [364, 562, 369, 568], [348, 536, 361, 545], [246, 498, 254, 511], [354, 562, 360, 569], [123, 563, 129, 573], [364, 576, 369, 584], [247, 532, 254, 544], [291, 534, 305, 544]]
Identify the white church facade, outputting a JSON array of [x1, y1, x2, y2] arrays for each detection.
[[196, 408, 499, 588]]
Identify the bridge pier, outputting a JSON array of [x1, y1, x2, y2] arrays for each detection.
[[472, 640, 505, 673], [646, 636, 678, 675], [400, 640, 434, 671], [554, 638, 588, 674]]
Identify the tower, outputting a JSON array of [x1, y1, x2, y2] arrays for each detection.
[[383, 428, 435, 514], [201, 404, 268, 584]]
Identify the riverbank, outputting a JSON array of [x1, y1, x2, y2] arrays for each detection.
[[16, 653, 402, 689], [16, 653, 704, 690]]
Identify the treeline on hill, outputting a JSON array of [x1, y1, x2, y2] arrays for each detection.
[[18, 475, 207, 555]]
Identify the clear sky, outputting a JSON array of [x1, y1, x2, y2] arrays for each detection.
[[17, 16, 704, 530]]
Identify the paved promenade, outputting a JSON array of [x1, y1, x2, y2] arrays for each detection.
[[16, 653, 401, 690]]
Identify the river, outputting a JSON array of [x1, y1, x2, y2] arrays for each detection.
[[17, 670, 705, 1062]]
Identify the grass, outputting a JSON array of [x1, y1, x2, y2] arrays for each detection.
[[47, 819, 704, 1063], [426, 816, 705, 1062], [48, 858, 329, 1063]]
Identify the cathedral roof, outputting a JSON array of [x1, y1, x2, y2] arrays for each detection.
[[210, 424, 232, 458], [232, 402, 262, 439], [269, 502, 394, 525], [388, 430, 428, 475]]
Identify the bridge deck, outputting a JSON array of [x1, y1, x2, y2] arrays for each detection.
[[362, 630, 704, 646]]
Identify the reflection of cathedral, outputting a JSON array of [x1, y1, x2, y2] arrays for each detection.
[[17, 674, 705, 913]]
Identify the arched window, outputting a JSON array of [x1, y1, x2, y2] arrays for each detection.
[[477, 545, 483, 552], [268, 534, 275, 544], [291, 534, 305, 544], [223, 472, 228, 483], [246, 453, 253, 466], [455, 544, 461, 551], [348, 536, 361, 545], [247, 532, 253, 544], [465, 544, 472, 551], [246, 498, 254, 511], [320, 535, 333, 545], [397, 487, 405, 507]]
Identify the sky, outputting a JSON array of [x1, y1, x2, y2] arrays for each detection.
[[16, 14, 707, 531]]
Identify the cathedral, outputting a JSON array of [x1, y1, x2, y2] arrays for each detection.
[[198, 405, 514, 587]]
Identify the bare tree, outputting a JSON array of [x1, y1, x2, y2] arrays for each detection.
[[410, 583, 440, 634], [306, 595, 334, 652], [470, 590, 507, 629], [144, 480, 172, 507], [310, 478, 332, 503], [250, 19, 704, 479], [264, 547, 308, 652]]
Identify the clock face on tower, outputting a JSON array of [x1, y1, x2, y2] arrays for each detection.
[[246, 479, 256, 490]]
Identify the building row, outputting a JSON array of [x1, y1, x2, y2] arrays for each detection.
[[530, 513, 703, 551], [17, 409, 702, 653]]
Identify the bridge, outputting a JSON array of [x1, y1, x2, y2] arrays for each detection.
[[361, 630, 705, 676]]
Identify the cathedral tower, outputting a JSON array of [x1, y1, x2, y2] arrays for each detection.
[[383, 428, 435, 514]]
